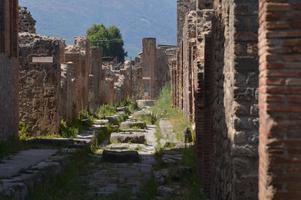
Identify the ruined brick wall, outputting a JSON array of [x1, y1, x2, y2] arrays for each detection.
[[0, 0, 19, 139], [120, 61, 133, 99], [175, 0, 259, 199], [89, 47, 102, 114], [258, 1, 301, 199], [64, 37, 91, 117], [74, 36, 91, 111], [197, 0, 212, 10], [60, 62, 75, 122], [156, 46, 173, 92], [182, 11, 197, 120], [208, 0, 259, 199], [132, 56, 144, 100], [192, 9, 214, 195], [177, 0, 196, 45], [142, 38, 157, 99], [18, 33, 64, 135], [18, 7, 36, 33]]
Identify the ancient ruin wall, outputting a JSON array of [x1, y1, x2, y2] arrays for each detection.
[[258, 1, 301, 199], [65, 45, 86, 117], [208, 0, 259, 199], [18, 33, 64, 135], [0, 0, 19, 139], [175, 0, 259, 199], [18, 7, 36, 33], [60, 62, 75, 122]]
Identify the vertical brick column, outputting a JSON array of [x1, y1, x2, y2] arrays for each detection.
[[0, 0, 19, 139], [142, 38, 157, 99], [89, 47, 102, 114], [258, 1, 301, 199]]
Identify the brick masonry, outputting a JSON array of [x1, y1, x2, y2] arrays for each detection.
[[258, 1, 301, 199], [0, 0, 19, 140], [174, 0, 259, 199]]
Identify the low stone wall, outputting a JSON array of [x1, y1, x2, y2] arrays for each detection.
[[18, 33, 64, 135]]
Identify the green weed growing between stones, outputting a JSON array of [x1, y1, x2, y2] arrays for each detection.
[[97, 104, 117, 119], [152, 85, 193, 142]]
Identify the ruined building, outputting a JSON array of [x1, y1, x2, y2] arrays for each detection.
[[18, 33, 65, 135], [139, 38, 173, 100], [0, 0, 19, 140], [174, 0, 301, 199], [18, 8, 65, 135]]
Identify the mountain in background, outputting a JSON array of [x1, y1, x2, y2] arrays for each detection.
[[19, 0, 177, 58]]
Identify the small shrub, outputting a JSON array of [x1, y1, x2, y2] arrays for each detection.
[[60, 120, 80, 138], [138, 112, 157, 125], [19, 121, 30, 140], [79, 111, 95, 127], [97, 105, 117, 119]]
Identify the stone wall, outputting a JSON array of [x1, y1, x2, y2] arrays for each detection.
[[174, 0, 259, 199], [18, 33, 64, 135], [258, 1, 301, 199], [0, 0, 19, 139], [18, 7, 36, 33]]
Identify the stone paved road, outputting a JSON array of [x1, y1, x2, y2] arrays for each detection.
[[0, 149, 58, 178]]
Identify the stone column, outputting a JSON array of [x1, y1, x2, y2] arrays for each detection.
[[0, 0, 19, 139], [258, 1, 301, 199], [142, 38, 157, 99]]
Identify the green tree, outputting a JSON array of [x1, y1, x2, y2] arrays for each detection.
[[87, 24, 127, 62]]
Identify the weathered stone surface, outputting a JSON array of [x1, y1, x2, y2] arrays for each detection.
[[110, 132, 146, 144], [102, 150, 140, 163], [120, 121, 147, 130], [136, 100, 155, 108], [94, 119, 109, 125], [18, 7, 36, 33], [18, 33, 65, 135]]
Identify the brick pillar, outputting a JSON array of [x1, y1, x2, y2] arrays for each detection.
[[258, 1, 301, 199], [65, 62, 75, 121], [142, 38, 157, 99], [89, 47, 102, 114], [0, 0, 19, 139]]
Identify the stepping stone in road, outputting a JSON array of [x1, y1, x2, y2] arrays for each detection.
[[120, 121, 147, 130], [110, 132, 146, 144], [102, 150, 140, 163], [94, 119, 109, 125]]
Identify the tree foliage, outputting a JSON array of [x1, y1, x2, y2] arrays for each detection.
[[87, 24, 127, 62]]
